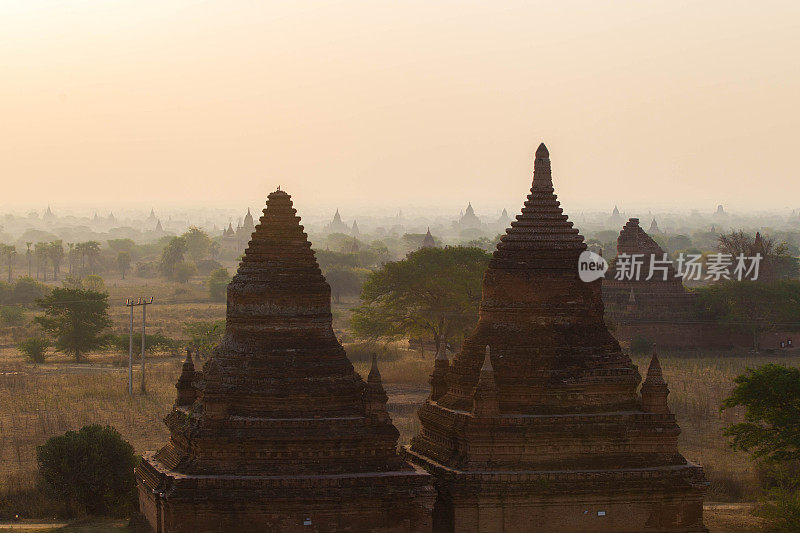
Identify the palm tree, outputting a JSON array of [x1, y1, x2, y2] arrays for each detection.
[[34, 242, 48, 281], [48, 241, 65, 280], [1, 244, 15, 283], [25, 242, 32, 277], [84, 241, 102, 275]]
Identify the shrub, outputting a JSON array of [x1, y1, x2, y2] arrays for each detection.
[[12, 277, 48, 305], [36, 425, 137, 517], [183, 320, 225, 359], [134, 261, 159, 279], [630, 336, 653, 355], [195, 259, 223, 276], [206, 268, 231, 301], [108, 331, 181, 356], [756, 486, 800, 532], [173, 262, 197, 283], [0, 305, 25, 326], [18, 337, 49, 363], [83, 275, 105, 292]]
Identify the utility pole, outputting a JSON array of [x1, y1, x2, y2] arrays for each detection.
[[125, 297, 154, 395], [126, 299, 134, 395]]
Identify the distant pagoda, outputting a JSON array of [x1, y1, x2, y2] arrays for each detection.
[[649, 217, 661, 233], [421, 227, 436, 248], [138, 189, 433, 532], [457, 202, 482, 229], [603, 218, 702, 345], [405, 144, 706, 532], [325, 208, 350, 234]]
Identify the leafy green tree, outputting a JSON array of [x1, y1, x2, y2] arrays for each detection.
[[325, 267, 364, 303], [666, 234, 693, 253], [18, 337, 48, 363], [696, 280, 800, 351], [160, 236, 187, 279], [174, 261, 197, 283], [108, 331, 181, 356], [35, 287, 112, 361], [182, 226, 212, 262], [75, 241, 102, 275], [117, 251, 131, 279], [183, 319, 225, 359], [206, 268, 231, 301], [12, 276, 48, 305], [107, 238, 135, 255], [718, 230, 799, 281], [83, 274, 105, 292], [722, 363, 800, 464], [36, 425, 137, 516], [351, 246, 490, 352]]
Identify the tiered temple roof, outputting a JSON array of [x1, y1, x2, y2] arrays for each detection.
[[604, 217, 699, 325], [138, 189, 432, 532], [421, 227, 436, 248], [406, 144, 706, 532]]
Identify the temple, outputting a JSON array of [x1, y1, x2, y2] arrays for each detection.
[[421, 227, 436, 248], [603, 218, 709, 349], [325, 208, 351, 234], [405, 144, 707, 532], [137, 189, 433, 532]]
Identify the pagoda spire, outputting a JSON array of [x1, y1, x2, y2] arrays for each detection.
[[472, 345, 499, 418], [364, 353, 390, 422], [641, 346, 671, 414], [175, 347, 198, 407], [430, 335, 449, 401], [532, 142, 552, 190]]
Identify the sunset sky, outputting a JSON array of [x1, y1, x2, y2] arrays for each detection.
[[1, 1, 798, 214]]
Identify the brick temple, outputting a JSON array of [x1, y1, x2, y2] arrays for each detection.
[[137, 189, 433, 532], [602, 218, 710, 349], [405, 144, 707, 532]]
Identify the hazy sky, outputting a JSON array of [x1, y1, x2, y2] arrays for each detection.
[[1, 1, 798, 214]]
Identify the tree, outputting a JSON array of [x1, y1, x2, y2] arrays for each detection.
[[721, 363, 800, 464], [160, 236, 187, 279], [34, 242, 48, 281], [182, 226, 212, 262], [107, 238, 135, 255], [208, 240, 221, 260], [696, 280, 800, 351], [1, 244, 15, 283], [173, 261, 197, 283], [351, 246, 491, 353], [83, 274, 105, 292], [18, 337, 49, 363], [47, 240, 64, 280], [183, 320, 225, 359], [36, 425, 137, 516], [35, 287, 112, 361], [325, 267, 364, 303], [206, 268, 231, 301], [718, 230, 799, 281], [117, 251, 131, 280]]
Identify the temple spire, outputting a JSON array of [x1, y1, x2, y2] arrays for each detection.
[[641, 346, 670, 414], [175, 347, 198, 407], [532, 142, 552, 190], [472, 345, 500, 417], [430, 335, 449, 401], [364, 353, 390, 422]]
